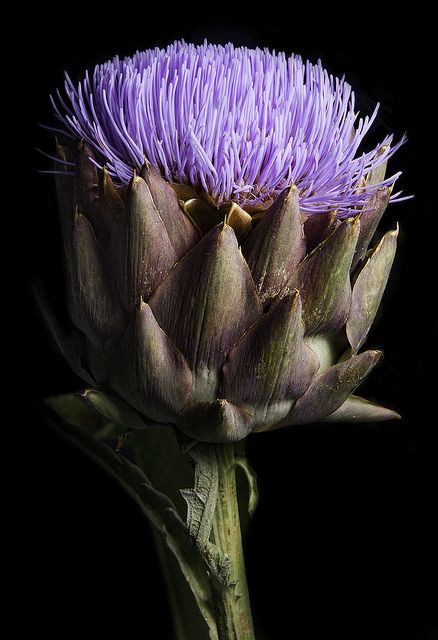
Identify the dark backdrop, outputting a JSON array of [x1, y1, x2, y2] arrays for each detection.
[[7, 8, 436, 640]]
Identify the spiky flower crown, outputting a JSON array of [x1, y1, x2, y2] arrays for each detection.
[[50, 41, 406, 215]]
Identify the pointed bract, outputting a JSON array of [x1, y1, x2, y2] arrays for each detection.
[[352, 188, 391, 270], [221, 292, 319, 430], [150, 224, 263, 402], [178, 399, 253, 443], [98, 166, 124, 231], [82, 389, 152, 430], [111, 302, 192, 423], [170, 182, 200, 201], [224, 203, 252, 242], [347, 227, 398, 351], [140, 161, 199, 257], [181, 197, 223, 234], [73, 141, 113, 242], [243, 186, 306, 306], [71, 143, 121, 244], [115, 175, 178, 309], [71, 212, 125, 345], [285, 217, 360, 335], [74, 141, 98, 213], [322, 395, 401, 422], [280, 350, 382, 427]]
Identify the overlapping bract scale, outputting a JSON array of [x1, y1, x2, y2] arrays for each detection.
[[44, 144, 400, 442]]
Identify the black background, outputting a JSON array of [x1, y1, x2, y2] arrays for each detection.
[[7, 7, 437, 639]]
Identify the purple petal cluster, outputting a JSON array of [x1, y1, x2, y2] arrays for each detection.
[[51, 41, 405, 215]]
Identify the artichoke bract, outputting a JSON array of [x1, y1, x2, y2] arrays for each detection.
[[46, 42, 403, 443]]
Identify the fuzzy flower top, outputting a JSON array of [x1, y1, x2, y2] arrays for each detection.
[[51, 40, 405, 215]]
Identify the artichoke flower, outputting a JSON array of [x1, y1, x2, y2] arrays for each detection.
[[45, 41, 404, 443]]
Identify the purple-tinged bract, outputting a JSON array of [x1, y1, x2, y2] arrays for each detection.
[[51, 41, 404, 215]]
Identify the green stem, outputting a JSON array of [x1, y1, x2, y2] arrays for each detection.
[[210, 443, 255, 640]]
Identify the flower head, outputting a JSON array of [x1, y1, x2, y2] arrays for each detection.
[[41, 42, 404, 443], [51, 41, 404, 215]]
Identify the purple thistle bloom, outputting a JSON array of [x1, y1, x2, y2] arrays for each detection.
[[51, 40, 405, 216]]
